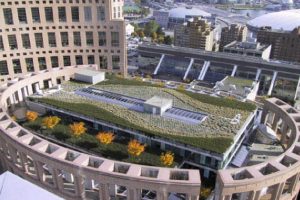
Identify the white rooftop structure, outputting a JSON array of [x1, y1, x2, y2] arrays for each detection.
[[144, 96, 173, 115], [169, 7, 211, 19], [74, 69, 105, 84], [0, 171, 63, 200], [247, 9, 300, 31]]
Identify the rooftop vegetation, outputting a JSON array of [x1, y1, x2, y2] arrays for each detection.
[[29, 76, 256, 153]]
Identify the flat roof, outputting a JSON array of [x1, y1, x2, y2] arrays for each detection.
[[75, 69, 104, 77], [250, 143, 284, 153], [144, 96, 172, 108], [0, 171, 63, 200]]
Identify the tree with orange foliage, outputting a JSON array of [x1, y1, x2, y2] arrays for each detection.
[[69, 122, 86, 137], [26, 111, 38, 122], [160, 151, 174, 166], [127, 139, 146, 157], [42, 116, 61, 129], [96, 132, 115, 145]]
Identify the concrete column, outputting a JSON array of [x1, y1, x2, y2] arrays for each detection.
[[99, 183, 110, 200], [248, 190, 261, 200], [48, 80, 53, 88], [19, 152, 28, 173], [153, 54, 165, 75], [127, 188, 141, 200], [255, 68, 261, 81], [267, 71, 278, 96], [74, 175, 85, 199], [289, 174, 299, 194], [231, 65, 238, 77], [271, 183, 285, 200], [280, 122, 288, 144], [22, 87, 28, 97], [186, 194, 199, 200], [7, 145, 18, 164], [53, 169, 65, 192], [51, 77, 58, 87], [157, 191, 168, 200], [27, 85, 33, 95], [272, 115, 280, 131], [9, 95, 16, 105], [17, 90, 23, 102], [34, 161, 44, 182]]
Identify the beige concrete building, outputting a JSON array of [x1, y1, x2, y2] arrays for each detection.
[[174, 17, 214, 51], [219, 24, 247, 51], [0, 0, 127, 83], [0, 66, 201, 200], [257, 26, 300, 63]]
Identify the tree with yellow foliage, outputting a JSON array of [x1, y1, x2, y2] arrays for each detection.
[[96, 131, 115, 145], [69, 122, 86, 137], [26, 111, 38, 122], [160, 151, 174, 166], [127, 139, 146, 157], [42, 116, 61, 129], [11, 115, 17, 121]]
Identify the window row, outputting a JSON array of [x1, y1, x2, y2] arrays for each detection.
[[0, 55, 121, 75], [0, 31, 120, 50], [2, 6, 106, 25], [0, 0, 111, 6]]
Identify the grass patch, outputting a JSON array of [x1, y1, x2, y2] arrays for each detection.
[[32, 98, 233, 153], [177, 90, 256, 112]]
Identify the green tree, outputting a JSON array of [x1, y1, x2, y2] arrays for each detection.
[[164, 36, 173, 45], [144, 20, 159, 37], [151, 32, 157, 42]]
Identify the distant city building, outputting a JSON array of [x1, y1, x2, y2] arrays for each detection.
[[153, 10, 170, 28], [174, 17, 215, 51], [223, 41, 271, 60], [257, 26, 300, 63], [219, 24, 248, 51], [126, 23, 135, 36], [153, 6, 215, 29], [247, 9, 300, 33]]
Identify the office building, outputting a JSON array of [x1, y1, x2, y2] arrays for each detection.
[[219, 24, 248, 51], [174, 17, 214, 51]]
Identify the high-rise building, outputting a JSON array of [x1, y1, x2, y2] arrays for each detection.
[[257, 26, 300, 63], [174, 17, 214, 51], [219, 24, 247, 51], [0, 0, 127, 82]]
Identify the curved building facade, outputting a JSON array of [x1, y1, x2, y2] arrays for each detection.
[[0, 0, 127, 83], [0, 66, 201, 200]]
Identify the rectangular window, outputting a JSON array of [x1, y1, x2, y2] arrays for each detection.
[[21, 34, 31, 49], [38, 57, 47, 70], [73, 32, 81, 46], [18, 8, 27, 24], [98, 31, 106, 46], [99, 56, 107, 69], [75, 55, 83, 65], [97, 6, 105, 21], [63, 56, 71, 66], [58, 7, 66, 22], [88, 55, 95, 64], [111, 32, 119, 47], [13, 59, 22, 74], [35, 33, 44, 48], [31, 7, 40, 23], [8, 35, 18, 50], [71, 7, 79, 22], [86, 31, 94, 46], [84, 6, 92, 22], [51, 56, 59, 68], [48, 32, 56, 47], [45, 7, 54, 22], [0, 36, 4, 51], [112, 55, 120, 70], [0, 61, 9, 75], [25, 58, 34, 72], [3, 8, 13, 25], [60, 32, 69, 46]]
